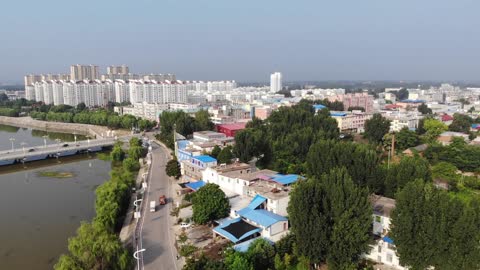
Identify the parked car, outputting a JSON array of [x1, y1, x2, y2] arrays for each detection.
[[28, 148, 35, 152], [180, 223, 191, 229], [150, 201, 156, 212], [62, 144, 69, 147]]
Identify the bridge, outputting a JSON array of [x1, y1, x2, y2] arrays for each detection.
[[0, 138, 117, 166]]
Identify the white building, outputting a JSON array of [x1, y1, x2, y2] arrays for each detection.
[[70, 64, 99, 81], [270, 72, 282, 93], [365, 195, 405, 270], [128, 80, 188, 104], [25, 85, 35, 101], [114, 80, 130, 103]]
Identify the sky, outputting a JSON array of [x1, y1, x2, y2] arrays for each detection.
[[1, 0, 480, 83]]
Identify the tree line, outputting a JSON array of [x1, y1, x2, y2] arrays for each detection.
[[54, 137, 146, 270]]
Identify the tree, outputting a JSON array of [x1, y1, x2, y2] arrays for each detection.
[[431, 161, 459, 183], [0, 93, 9, 102], [306, 140, 381, 190], [246, 238, 276, 270], [192, 183, 230, 224], [423, 118, 447, 143], [288, 168, 372, 268], [183, 254, 226, 270], [448, 113, 473, 133], [384, 155, 432, 198], [195, 110, 215, 131], [364, 113, 391, 143], [76, 102, 86, 111], [245, 117, 263, 129], [468, 106, 475, 113], [210, 145, 221, 159], [417, 103, 432, 115], [166, 159, 181, 179], [391, 180, 480, 270], [54, 222, 131, 270], [395, 127, 420, 151], [110, 143, 125, 162], [123, 157, 140, 172], [393, 88, 409, 101], [217, 146, 234, 164]]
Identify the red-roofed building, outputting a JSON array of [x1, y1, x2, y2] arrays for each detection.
[[216, 122, 246, 137]]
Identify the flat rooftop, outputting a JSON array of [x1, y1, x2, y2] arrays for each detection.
[[214, 162, 252, 173], [247, 179, 292, 200], [221, 169, 277, 182], [371, 195, 396, 218]]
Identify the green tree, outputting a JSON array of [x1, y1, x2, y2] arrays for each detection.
[[210, 145, 221, 159], [195, 110, 215, 131], [54, 222, 131, 270], [391, 180, 480, 270], [423, 118, 447, 143], [364, 113, 391, 143], [306, 140, 381, 190], [166, 159, 181, 179], [123, 157, 140, 172], [395, 127, 420, 151], [431, 161, 459, 182], [417, 103, 432, 115], [110, 143, 125, 162], [217, 146, 234, 164], [448, 113, 473, 133], [192, 183, 230, 224], [288, 168, 372, 268], [76, 102, 86, 111], [246, 238, 276, 270], [384, 155, 432, 198]]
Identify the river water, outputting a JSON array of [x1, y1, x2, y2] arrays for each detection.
[[0, 124, 111, 269]]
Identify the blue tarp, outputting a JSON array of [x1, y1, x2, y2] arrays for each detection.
[[272, 174, 300, 185], [330, 112, 348, 117], [185, 180, 206, 191]]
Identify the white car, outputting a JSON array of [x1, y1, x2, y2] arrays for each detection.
[[180, 223, 191, 228]]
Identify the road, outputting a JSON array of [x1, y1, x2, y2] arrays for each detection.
[[141, 140, 178, 270]]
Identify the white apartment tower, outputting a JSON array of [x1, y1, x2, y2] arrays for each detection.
[[270, 72, 282, 93], [107, 65, 129, 75], [70, 65, 100, 81]]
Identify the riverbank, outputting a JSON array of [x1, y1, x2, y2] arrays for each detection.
[[0, 116, 130, 138]]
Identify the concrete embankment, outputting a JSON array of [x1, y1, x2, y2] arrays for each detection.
[[0, 116, 129, 138]]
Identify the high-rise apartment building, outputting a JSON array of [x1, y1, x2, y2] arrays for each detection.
[[107, 65, 129, 75], [143, 74, 176, 82], [70, 65, 100, 81], [270, 72, 282, 93]]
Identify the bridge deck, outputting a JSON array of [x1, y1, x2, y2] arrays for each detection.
[[0, 138, 116, 162]]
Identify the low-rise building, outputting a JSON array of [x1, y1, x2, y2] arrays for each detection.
[[181, 155, 217, 182], [330, 111, 372, 133]]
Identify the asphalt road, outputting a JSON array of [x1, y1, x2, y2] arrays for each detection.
[[141, 140, 178, 270]]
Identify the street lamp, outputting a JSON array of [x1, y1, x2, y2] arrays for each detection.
[[9, 138, 15, 151], [73, 132, 77, 144], [42, 135, 48, 148], [20, 142, 27, 156]]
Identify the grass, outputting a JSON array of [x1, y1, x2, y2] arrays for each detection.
[[38, 171, 75, 178]]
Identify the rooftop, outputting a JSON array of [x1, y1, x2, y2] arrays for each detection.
[[247, 179, 293, 200], [212, 162, 252, 173], [185, 180, 206, 192], [239, 209, 288, 228], [371, 195, 396, 218], [193, 155, 217, 163], [221, 169, 277, 181], [216, 122, 247, 130]]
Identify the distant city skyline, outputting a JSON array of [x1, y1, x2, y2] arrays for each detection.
[[1, 0, 480, 83]]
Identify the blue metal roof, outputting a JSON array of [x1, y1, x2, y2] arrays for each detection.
[[313, 104, 327, 110], [233, 237, 274, 252], [330, 112, 348, 117], [237, 195, 266, 216], [272, 174, 300, 185], [383, 236, 394, 244], [185, 180, 206, 191], [213, 218, 262, 243], [240, 209, 288, 228], [400, 99, 426, 103], [193, 155, 217, 163]]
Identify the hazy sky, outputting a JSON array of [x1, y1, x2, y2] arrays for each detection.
[[1, 0, 480, 83]]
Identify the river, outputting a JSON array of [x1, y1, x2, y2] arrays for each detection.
[[0, 124, 111, 269]]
